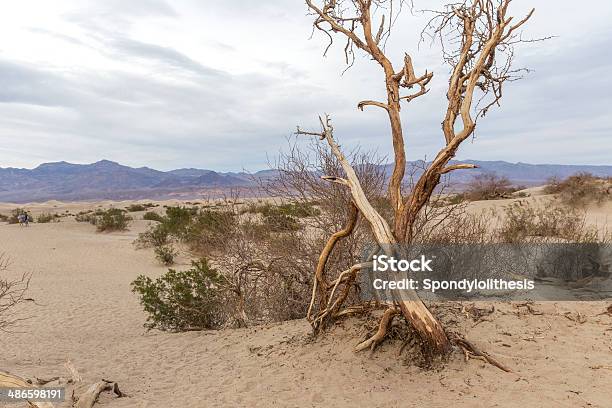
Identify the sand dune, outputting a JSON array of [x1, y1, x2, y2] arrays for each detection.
[[1, 199, 611, 407]]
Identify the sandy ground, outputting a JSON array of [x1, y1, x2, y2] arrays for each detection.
[[1, 198, 612, 407]]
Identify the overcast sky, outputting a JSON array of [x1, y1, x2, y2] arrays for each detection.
[[0, 1, 610, 171]]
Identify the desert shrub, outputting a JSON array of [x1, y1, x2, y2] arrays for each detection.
[[75, 210, 92, 220], [37, 213, 58, 223], [143, 211, 164, 222], [446, 193, 466, 205], [163, 206, 198, 237], [183, 210, 236, 254], [137, 206, 235, 255], [243, 201, 320, 218], [136, 223, 171, 248], [7, 208, 25, 224], [429, 192, 467, 208], [131, 259, 226, 331], [75, 213, 96, 224], [133, 143, 496, 331], [262, 213, 301, 232], [95, 208, 132, 232], [496, 200, 599, 243], [126, 204, 146, 212], [544, 173, 611, 207], [465, 173, 517, 201], [155, 245, 177, 266], [421, 210, 492, 244], [0, 214, 7, 222]]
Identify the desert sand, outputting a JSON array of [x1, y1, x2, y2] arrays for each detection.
[[1, 197, 612, 407]]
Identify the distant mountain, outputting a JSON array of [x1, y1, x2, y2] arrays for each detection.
[[0, 159, 610, 203], [395, 160, 612, 188], [0, 160, 270, 202], [445, 160, 612, 185]]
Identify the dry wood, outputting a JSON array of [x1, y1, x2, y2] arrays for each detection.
[[74, 380, 122, 408], [307, 202, 359, 325], [590, 365, 612, 371], [34, 376, 60, 386], [455, 338, 513, 373], [64, 360, 82, 383], [299, 116, 452, 354], [0, 370, 55, 408], [311, 262, 367, 329], [354, 308, 399, 352], [1, 363, 123, 408], [563, 311, 587, 324]]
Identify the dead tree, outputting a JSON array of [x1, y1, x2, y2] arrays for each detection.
[[302, 0, 538, 356]]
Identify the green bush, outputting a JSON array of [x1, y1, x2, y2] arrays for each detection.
[[243, 201, 320, 218], [136, 224, 171, 248], [242, 202, 306, 233], [264, 213, 301, 232], [75, 212, 96, 224], [37, 213, 58, 223], [136, 207, 235, 255], [155, 245, 177, 266], [183, 210, 236, 254], [126, 204, 146, 212], [143, 211, 164, 222], [95, 208, 132, 232], [131, 259, 225, 331], [164, 206, 198, 237]]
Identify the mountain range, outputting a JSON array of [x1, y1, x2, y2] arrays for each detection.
[[1, 159, 611, 203]]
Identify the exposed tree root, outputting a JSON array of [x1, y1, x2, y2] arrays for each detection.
[[333, 301, 385, 319], [454, 338, 513, 373], [354, 308, 399, 352]]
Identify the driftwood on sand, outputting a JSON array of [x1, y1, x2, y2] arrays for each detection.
[[0, 370, 55, 408], [1, 361, 124, 408], [74, 380, 124, 408]]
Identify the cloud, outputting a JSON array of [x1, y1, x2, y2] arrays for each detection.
[[111, 38, 225, 78], [0, 0, 610, 170]]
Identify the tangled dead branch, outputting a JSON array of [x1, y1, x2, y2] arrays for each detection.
[[0, 253, 33, 332], [298, 116, 451, 355]]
